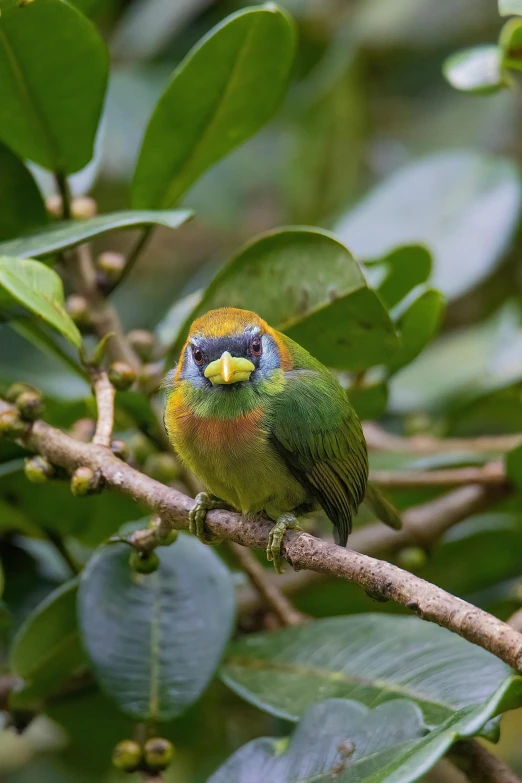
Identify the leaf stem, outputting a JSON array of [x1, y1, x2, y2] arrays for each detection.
[[107, 227, 153, 294], [54, 170, 72, 220]]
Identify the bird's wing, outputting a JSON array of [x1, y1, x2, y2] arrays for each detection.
[[269, 367, 368, 546]]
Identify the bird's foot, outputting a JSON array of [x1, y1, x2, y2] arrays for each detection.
[[188, 492, 225, 546], [267, 513, 301, 574]]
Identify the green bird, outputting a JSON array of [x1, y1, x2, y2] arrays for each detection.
[[164, 307, 400, 572]]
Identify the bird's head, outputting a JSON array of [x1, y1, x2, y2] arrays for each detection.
[[175, 307, 291, 391]]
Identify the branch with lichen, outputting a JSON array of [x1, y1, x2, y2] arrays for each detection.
[[2, 398, 522, 675]]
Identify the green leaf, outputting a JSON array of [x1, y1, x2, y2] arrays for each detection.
[[443, 46, 509, 94], [78, 532, 236, 721], [364, 245, 432, 310], [500, 19, 522, 71], [221, 615, 522, 726], [172, 228, 398, 371], [506, 444, 522, 488], [336, 152, 522, 301], [388, 288, 445, 375], [9, 579, 86, 707], [0, 142, 47, 241], [0, 0, 108, 173], [9, 319, 87, 380], [0, 209, 193, 260], [132, 4, 296, 208], [208, 694, 517, 783], [0, 257, 81, 347], [347, 381, 388, 420], [500, 0, 522, 16]]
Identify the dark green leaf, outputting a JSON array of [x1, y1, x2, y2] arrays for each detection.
[[506, 444, 522, 488], [347, 381, 388, 420], [0, 209, 193, 260], [78, 532, 236, 720], [0, 257, 81, 346], [172, 228, 398, 371], [500, 0, 522, 16], [132, 5, 296, 208], [336, 152, 522, 301], [0, 142, 47, 241], [208, 695, 516, 783], [364, 245, 432, 310], [9, 579, 86, 707], [222, 615, 522, 726], [9, 319, 87, 379], [443, 46, 509, 94], [0, 0, 108, 173], [500, 19, 522, 71], [388, 288, 445, 375]]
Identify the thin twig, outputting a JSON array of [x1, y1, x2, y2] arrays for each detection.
[[3, 400, 522, 674], [448, 739, 521, 783], [364, 422, 522, 455], [108, 227, 153, 294], [54, 171, 72, 220], [229, 542, 306, 627], [92, 370, 115, 448], [370, 462, 506, 489]]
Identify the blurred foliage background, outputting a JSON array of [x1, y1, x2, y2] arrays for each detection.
[[3, 0, 522, 781]]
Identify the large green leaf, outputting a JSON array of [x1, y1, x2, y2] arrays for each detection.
[[336, 152, 522, 301], [443, 46, 508, 94], [222, 615, 522, 726], [0, 0, 108, 173], [364, 245, 432, 310], [388, 288, 445, 375], [9, 319, 87, 379], [208, 694, 516, 783], [132, 5, 296, 208], [78, 532, 236, 721], [172, 228, 398, 371], [0, 257, 81, 346], [0, 209, 193, 260], [9, 579, 86, 708], [0, 142, 47, 241]]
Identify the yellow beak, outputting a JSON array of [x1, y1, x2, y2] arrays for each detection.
[[204, 351, 255, 386]]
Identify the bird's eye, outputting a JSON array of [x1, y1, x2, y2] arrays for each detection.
[[251, 336, 262, 356], [192, 346, 204, 365]]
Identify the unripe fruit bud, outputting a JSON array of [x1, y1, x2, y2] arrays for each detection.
[[71, 196, 97, 220], [137, 362, 162, 395], [16, 390, 44, 421], [111, 439, 130, 461], [396, 547, 428, 572], [71, 466, 100, 496], [144, 737, 174, 771], [5, 383, 35, 403], [129, 433, 156, 464], [129, 550, 160, 574], [112, 739, 143, 772], [108, 362, 136, 391], [45, 194, 63, 218], [127, 329, 158, 362], [0, 409, 26, 437], [148, 517, 179, 546], [95, 252, 125, 288], [66, 295, 92, 329], [143, 453, 180, 484], [25, 456, 55, 484]]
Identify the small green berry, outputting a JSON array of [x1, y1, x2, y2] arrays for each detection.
[[148, 517, 179, 546], [129, 433, 156, 464], [396, 547, 428, 572], [65, 295, 92, 329], [0, 409, 26, 437], [129, 550, 160, 574], [137, 362, 163, 395], [127, 329, 158, 362], [71, 196, 97, 220], [25, 456, 55, 484], [144, 453, 180, 484], [16, 390, 44, 421], [71, 466, 100, 496], [5, 383, 35, 403], [111, 439, 130, 461], [108, 361, 136, 391], [144, 737, 174, 771], [112, 739, 143, 772]]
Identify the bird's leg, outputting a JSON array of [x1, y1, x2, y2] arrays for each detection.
[[189, 492, 226, 546], [266, 512, 301, 574]]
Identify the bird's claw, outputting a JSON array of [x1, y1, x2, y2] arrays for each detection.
[[267, 513, 301, 574], [188, 492, 224, 546]]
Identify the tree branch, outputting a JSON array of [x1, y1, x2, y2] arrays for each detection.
[[364, 422, 522, 455], [448, 739, 521, 783], [229, 542, 307, 627], [2, 399, 522, 673], [369, 462, 506, 489], [91, 370, 115, 448]]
